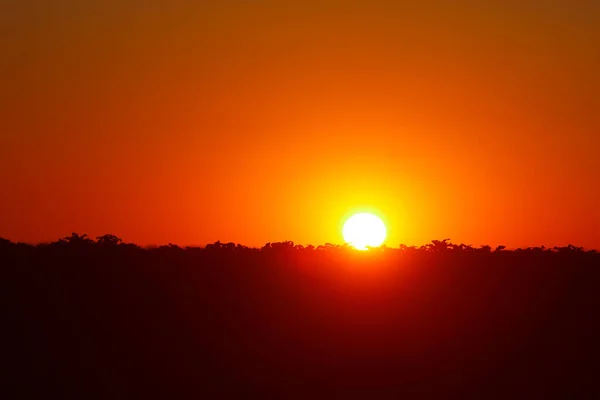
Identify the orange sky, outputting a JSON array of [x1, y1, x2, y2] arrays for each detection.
[[1, 1, 599, 248]]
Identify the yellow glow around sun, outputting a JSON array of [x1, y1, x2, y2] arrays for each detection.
[[342, 212, 387, 250]]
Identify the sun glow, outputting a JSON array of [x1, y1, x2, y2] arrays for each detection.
[[342, 212, 387, 250]]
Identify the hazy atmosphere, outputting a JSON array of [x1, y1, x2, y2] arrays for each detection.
[[2, 1, 598, 248]]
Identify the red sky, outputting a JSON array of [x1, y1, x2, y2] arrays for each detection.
[[1, 1, 599, 248]]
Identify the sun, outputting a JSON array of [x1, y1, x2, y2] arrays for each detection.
[[342, 212, 387, 250]]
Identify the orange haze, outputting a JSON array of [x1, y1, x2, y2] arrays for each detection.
[[1, 1, 599, 248]]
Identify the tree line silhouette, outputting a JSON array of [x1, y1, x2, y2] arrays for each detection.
[[2, 233, 595, 255], [3, 234, 599, 399]]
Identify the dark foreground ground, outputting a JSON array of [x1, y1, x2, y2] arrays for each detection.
[[3, 236, 600, 399]]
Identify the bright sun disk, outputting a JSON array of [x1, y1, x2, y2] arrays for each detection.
[[342, 212, 387, 250]]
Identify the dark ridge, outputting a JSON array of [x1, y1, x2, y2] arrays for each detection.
[[3, 234, 599, 399]]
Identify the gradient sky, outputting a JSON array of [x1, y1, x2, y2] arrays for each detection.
[[1, 1, 599, 248]]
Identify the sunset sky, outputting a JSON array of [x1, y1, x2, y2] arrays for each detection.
[[1, 1, 599, 248]]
